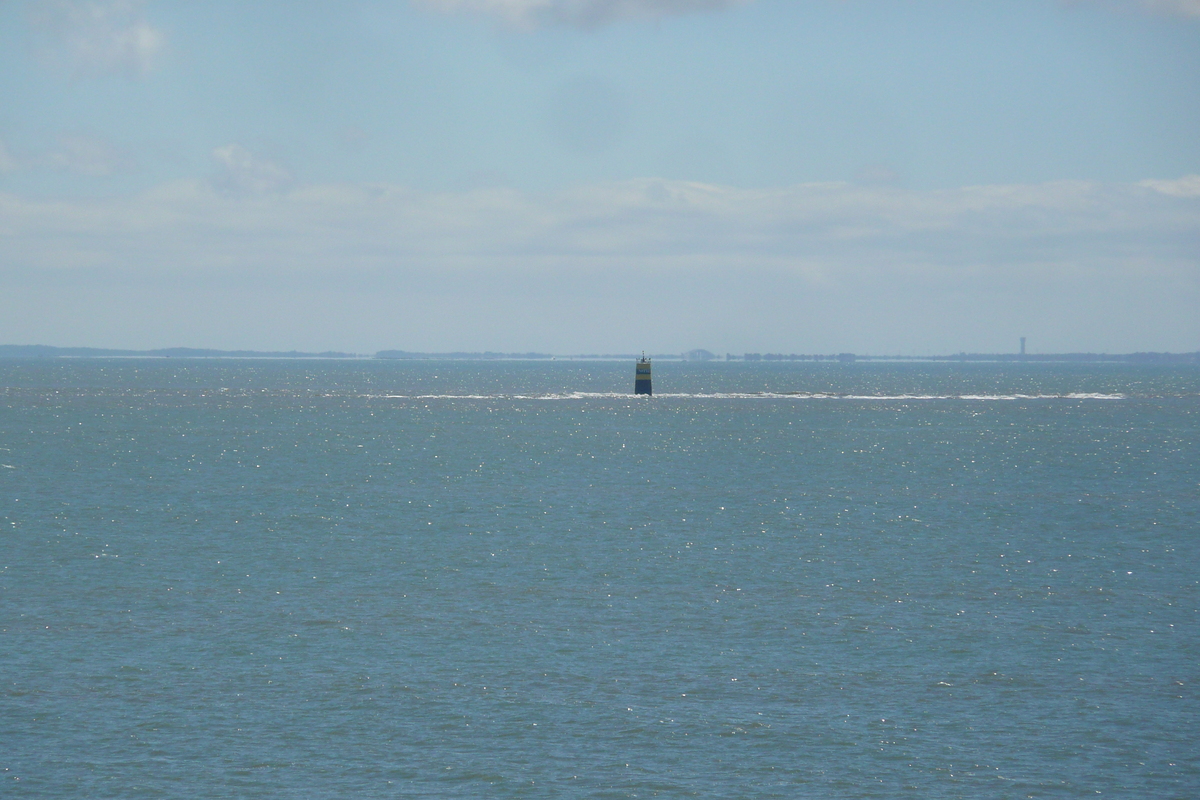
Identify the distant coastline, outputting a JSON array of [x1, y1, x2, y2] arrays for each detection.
[[0, 345, 362, 360], [1, 344, 1197, 364], [723, 351, 1200, 364]]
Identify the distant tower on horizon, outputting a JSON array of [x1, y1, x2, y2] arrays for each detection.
[[1020, 337, 1027, 356]]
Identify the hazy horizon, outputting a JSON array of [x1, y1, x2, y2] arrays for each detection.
[[3, 342, 1198, 359], [2, 0, 1197, 354]]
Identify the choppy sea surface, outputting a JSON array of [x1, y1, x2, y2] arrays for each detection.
[[1, 359, 1197, 799]]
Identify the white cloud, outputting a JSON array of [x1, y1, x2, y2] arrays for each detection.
[[0, 177, 1188, 293], [1141, 175, 1200, 196], [413, 0, 752, 27], [1, 175, 1196, 352], [29, 0, 166, 78], [211, 145, 294, 196], [4, 175, 1197, 268]]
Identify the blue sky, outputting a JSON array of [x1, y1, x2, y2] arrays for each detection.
[[1, 0, 1198, 354]]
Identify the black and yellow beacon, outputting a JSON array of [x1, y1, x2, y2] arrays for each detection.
[[634, 354, 652, 396]]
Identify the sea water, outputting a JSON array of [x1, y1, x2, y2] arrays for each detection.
[[1, 359, 1196, 799]]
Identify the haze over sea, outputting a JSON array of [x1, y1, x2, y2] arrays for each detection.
[[2, 359, 1196, 799]]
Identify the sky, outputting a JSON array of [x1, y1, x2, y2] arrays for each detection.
[[0, 0, 1197, 355]]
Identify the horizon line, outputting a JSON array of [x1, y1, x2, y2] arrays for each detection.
[[1, 344, 1197, 364]]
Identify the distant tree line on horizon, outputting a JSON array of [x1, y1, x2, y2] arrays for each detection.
[[376, 350, 557, 360], [731, 353, 858, 362]]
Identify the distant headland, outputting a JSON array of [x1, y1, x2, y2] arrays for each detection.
[[0, 345, 1196, 364]]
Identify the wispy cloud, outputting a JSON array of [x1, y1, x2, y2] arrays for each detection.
[[1140, 175, 1200, 196], [3, 174, 1196, 281], [420, 0, 1200, 28], [1142, 0, 1200, 18], [413, 0, 752, 28], [0, 134, 135, 176], [29, 0, 166, 78], [1, 175, 1195, 351], [42, 133, 131, 176], [211, 145, 294, 196]]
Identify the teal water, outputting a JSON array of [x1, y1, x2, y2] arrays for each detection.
[[2, 360, 1197, 798]]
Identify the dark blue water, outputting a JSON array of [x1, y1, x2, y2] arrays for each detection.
[[2, 360, 1196, 798]]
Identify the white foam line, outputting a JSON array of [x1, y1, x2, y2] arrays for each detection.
[[366, 392, 1126, 401]]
